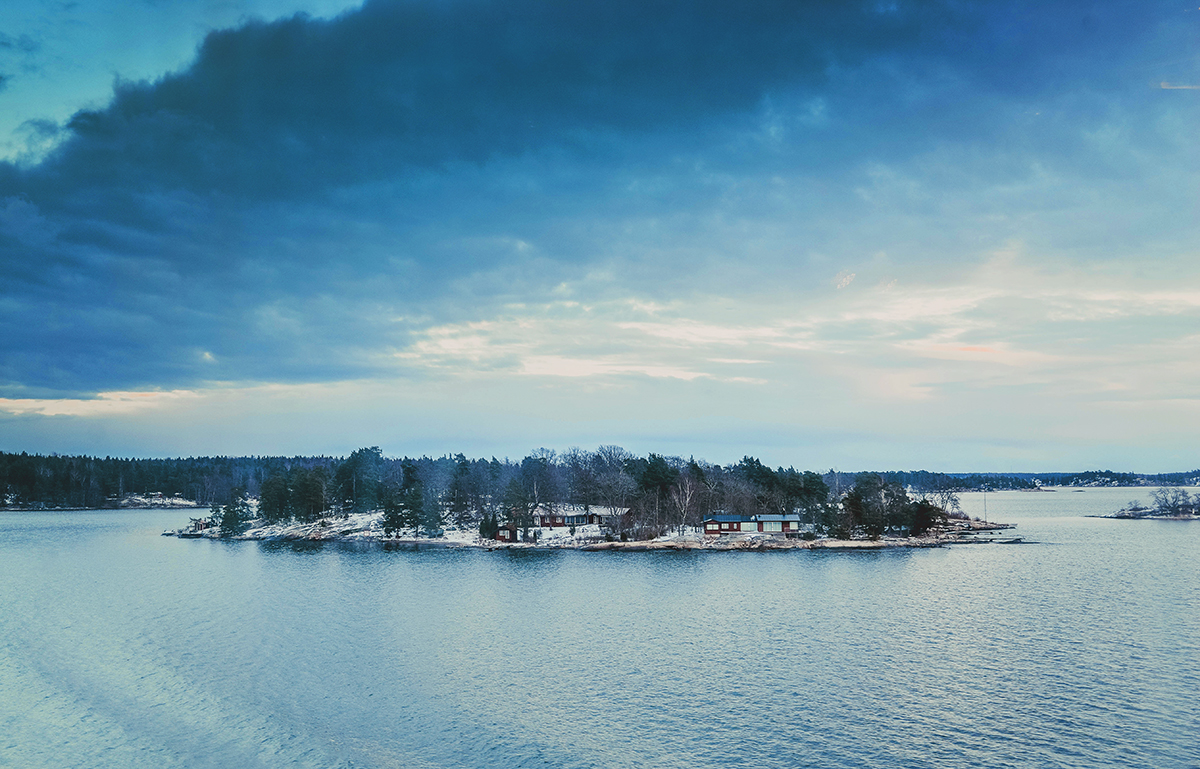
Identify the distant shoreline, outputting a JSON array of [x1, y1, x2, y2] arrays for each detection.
[[3, 497, 201, 512], [1088, 513, 1198, 521]]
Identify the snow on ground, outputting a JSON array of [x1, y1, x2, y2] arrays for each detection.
[[227, 513, 613, 546], [441, 526, 481, 544], [526, 523, 603, 545], [240, 510, 384, 540], [651, 527, 705, 543], [120, 494, 200, 508]]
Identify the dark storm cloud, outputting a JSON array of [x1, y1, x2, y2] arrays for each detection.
[[27, 0, 950, 200], [0, 0, 1185, 396]]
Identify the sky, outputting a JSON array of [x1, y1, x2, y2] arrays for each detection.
[[0, 0, 1197, 471]]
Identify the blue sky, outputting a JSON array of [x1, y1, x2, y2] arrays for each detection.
[[1, 0, 1197, 470]]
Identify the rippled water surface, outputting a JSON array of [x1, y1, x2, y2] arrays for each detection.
[[2, 487, 1198, 768]]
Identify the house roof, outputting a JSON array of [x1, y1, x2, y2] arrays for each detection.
[[703, 513, 805, 522], [532, 503, 625, 517]]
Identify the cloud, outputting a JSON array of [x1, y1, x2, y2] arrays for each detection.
[[386, 254, 1200, 414], [0, 0, 1195, 408], [0, 389, 199, 418], [0, 0, 964, 396], [21, 0, 948, 201]]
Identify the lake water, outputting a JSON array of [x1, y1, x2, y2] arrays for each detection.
[[2, 487, 1198, 768]]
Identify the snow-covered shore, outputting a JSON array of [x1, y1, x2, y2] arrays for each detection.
[[6, 495, 202, 511], [119, 494, 201, 509], [164, 511, 1015, 549]]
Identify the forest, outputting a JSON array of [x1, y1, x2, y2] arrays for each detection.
[[2, 448, 1195, 539], [1, 447, 953, 538]]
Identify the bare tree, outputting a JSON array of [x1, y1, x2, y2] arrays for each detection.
[[1151, 487, 1194, 516], [668, 473, 701, 534]]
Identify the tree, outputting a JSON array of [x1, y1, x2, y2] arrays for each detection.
[[217, 490, 252, 537], [908, 500, 946, 536], [336, 447, 383, 515], [563, 447, 600, 509], [259, 474, 291, 523], [841, 474, 909, 538], [394, 459, 434, 536], [422, 498, 444, 536], [668, 472, 701, 534], [590, 446, 636, 525], [293, 466, 329, 522], [446, 453, 475, 527], [503, 477, 536, 540], [779, 469, 829, 522], [737, 456, 778, 502], [479, 512, 500, 540], [1151, 488, 1194, 516], [380, 482, 405, 537]]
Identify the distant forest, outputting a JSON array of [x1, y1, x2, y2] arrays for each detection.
[[3, 448, 1196, 518]]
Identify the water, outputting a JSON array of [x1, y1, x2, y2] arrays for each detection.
[[1, 488, 1198, 768]]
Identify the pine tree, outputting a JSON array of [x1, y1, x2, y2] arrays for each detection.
[[421, 492, 443, 536], [399, 482, 425, 537], [381, 483, 405, 538], [259, 474, 291, 523], [218, 491, 251, 537]]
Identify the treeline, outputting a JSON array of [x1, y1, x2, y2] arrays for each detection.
[[253, 448, 834, 540], [0, 451, 337, 509], [1024, 470, 1200, 487], [4, 450, 1196, 514], [233, 448, 953, 540], [869, 469, 1200, 491], [2, 447, 947, 539]]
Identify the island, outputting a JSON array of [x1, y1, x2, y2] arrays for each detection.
[[1, 446, 1027, 548], [1100, 488, 1199, 520], [163, 454, 1017, 550]]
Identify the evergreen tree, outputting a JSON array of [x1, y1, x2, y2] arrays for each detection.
[[908, 499, 946, 536], [479, 512, 500, 540], [446, 453, 473, 527], [333, 447, 383, 515], [259, 474, 291, 523], [422, 492, 444, 535], [217, 491, 252, 537], [842, 473, 909, 538], [380, 482, 405, 538], [399, 481, 426, 536], [293, 466, 329, 522], [396, 459, 426, 536]]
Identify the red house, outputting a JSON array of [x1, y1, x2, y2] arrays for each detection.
[[531, 504, 623, 529]]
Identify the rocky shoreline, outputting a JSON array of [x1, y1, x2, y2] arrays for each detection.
[[164, 513, 1017, 550]]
